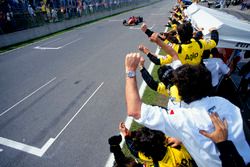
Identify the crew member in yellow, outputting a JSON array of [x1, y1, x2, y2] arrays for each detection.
[[141, 22, 219, 66], [119, 122, 197, 167], [138, 55, 181, 108]]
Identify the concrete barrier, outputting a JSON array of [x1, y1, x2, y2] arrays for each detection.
[[0, 0, 161, 48]]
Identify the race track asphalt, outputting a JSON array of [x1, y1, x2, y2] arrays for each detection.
[[0, 0, 175, 166]]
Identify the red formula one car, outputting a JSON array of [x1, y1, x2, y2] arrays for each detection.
[[122, 16, 143, 26]]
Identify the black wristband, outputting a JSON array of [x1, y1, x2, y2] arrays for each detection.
[[147, 52, 161, 65], [145, 29, 154, 37], [158, 35, 165, 41]]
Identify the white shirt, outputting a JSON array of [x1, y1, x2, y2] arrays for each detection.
[[136, 96, 250, 167], [168, 58, 230, 87], [203, 58, 230, 87]]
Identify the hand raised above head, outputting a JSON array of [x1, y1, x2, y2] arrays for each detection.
[[149, 32, 159, 43], [138, 44, 150, 55], [119, 122, 130, 137], [125, 53, 141, 72], [141, 23, 147, 32], [139, 56, 145, 69]]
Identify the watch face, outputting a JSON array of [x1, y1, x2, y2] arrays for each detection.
[[127, 71, 136, 78]]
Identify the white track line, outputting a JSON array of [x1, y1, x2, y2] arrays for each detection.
[[0, 82, 104, 157], [54, 82, 104, 140], [0, 137, 55, 157], [0, 77, 56, 117], [34, 38, 81, 50], [34, 46, 61, 50], [104, 46, 160, 167], [34, 38, 63, 49], [58, 38, 82, 49]]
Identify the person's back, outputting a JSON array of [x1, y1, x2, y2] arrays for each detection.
[[127, 127, 196, 167], [137, 94, 250, 167], [172, 22, 217, 65], [173, 39, 206, 65], [170, 96, 250, 166], [138, 143, 194, 167], [129, 62, 250, 167], [144, 21, 218, 66]]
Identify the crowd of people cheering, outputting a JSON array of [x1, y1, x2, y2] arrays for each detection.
[[109, 1, 250, 167]]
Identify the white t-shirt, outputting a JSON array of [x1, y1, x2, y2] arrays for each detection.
[[203, 58, 230, 87], [136, 96, 250, 167]]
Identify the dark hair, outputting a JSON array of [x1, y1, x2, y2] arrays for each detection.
[[163, 31, 179, 44], [158, 65, 174, 86], [173, 64, 212, 104], [177, 21, 193, 44], [131, 127, 167, 162]]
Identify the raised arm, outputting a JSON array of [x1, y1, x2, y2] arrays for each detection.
[[149, 32, 179, 61], [125, 53, 142, 119], [138, 44, 161, 65], [138, 56, 159, 91]]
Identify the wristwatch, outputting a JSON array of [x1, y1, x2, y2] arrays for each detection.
[[126, 71, 136, 78]]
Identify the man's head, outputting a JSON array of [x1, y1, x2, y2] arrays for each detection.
[[131, 127, 167, 161], [173, 64, 212, 104], [158, 65, 174, 86], [177, 21, 193, 43]]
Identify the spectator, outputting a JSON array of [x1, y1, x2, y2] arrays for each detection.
[[220, 0, 225, 8], [124, 53, 250, 167], [240, 0, 250, 10], [28, 4, 36, 17], [77, 0, 82, 17], [51, 8, 58, 22]]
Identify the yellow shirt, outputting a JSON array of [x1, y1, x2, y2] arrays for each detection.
[[138, 140, 194, 167], [160, 38, 216, 65], [157, 83, 181, 102]]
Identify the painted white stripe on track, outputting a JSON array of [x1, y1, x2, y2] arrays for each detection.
[[0, 82, 104, 157], [54, 82, 104, 140], [58, 38, 82, 49], [0, 137, 55, 157], [34, 46, 61, 50], [0, 77, 56, 117], [34, 38, 82, 50]]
